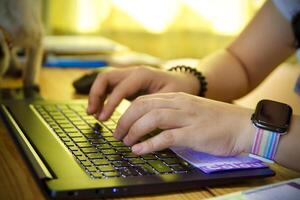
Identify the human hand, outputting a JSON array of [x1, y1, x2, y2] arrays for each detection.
[[114, 92, 255, 156], [87, 66, 199, 121]]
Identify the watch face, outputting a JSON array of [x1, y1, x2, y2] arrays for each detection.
[[252, 100, 292, 133]]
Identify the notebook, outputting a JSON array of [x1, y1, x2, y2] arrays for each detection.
[[0, 99, 274, 198]]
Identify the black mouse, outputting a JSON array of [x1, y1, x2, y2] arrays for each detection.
[[73, 71, 99, 94]]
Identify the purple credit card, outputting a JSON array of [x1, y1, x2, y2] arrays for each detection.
[[171, 147, 268, 173]]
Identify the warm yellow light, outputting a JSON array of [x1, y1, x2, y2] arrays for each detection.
[[76, 0, 111, 33], [112, 0, 181, 34], [185, 0, 248, 36]]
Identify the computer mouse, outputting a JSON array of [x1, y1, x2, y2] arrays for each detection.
[[73, 71, 99, 94]]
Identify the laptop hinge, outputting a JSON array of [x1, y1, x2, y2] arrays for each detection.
[[1, 105, 53, 180]]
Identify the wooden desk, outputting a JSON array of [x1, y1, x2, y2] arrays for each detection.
[[0, 65, 300, 200]]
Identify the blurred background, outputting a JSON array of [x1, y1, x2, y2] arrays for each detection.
[[42, 0, 265, 60]]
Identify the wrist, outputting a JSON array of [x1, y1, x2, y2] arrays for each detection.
[[235, 108, 256, 154], [168, 65, 207, 97], [248, 100, 292, 162]]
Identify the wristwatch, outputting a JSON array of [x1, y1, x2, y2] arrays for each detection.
[[249, 99, 292, 163]]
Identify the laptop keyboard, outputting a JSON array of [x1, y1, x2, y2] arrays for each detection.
[[33, 103, 193, 179]]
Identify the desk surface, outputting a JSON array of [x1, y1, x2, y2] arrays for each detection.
[[0, 64, 300, 199]]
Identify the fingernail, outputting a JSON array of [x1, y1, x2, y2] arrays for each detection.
[[123, 136, 129, 146], [113, 131, 120, 140], [98, 112, 105, 121], [132, 145, 142, 154]]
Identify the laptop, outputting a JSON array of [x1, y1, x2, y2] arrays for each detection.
[[0, 98, 275, 199]]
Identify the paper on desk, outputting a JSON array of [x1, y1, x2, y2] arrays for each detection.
[[171, 147, 267, 173], [208, 178, 300, 200]]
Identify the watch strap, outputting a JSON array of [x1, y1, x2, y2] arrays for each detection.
[[249, 127, 281, 163]]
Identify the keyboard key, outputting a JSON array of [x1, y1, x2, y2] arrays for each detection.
[[68, 117, 82, 122], [156, 151, 176, 158], [128, 158, 145, 165], [96, 143, 111, 149], [61, 137, 71, 142], [86, 166, 97, 172], [101, 149, 117, 155], [63, 127, 78, 133], [56, 119, 69, 124], [76, 125, 91, 130], [171, 165, 188, 173], [60, 124, 74, 129], [110, 141, 126, 147], [49, 111, 62, 116], [141, 164, 156, 175], [92, 159, 109, 166], [115, 147, 131, 153], [81, 160, 93, 167], [56, 132, 66, 138], [98, 165, 115, 172], [87, 153, 104, 159], [162, 158, 180, 165], [89, 138, 106, 144], [81, 129, 94, 134], [112, 161, 130, 167], [103, 171, 119, 177], [84, 133, 100, 139], [64, 141, 75, 147], [148, 160, 172, 173], [117, 166, 139, 176], [73, 121, 88, 126], [106, 155, 123, 161], [91, 172, 103, 178], [72, 137, 87, 143], [104, 137, 118, 142], [53, 116, 66, 121], [85, 119, 99, 125], [82, 116, 95, 121], [51, 124, 60, 129], [69, 146, 79, 151], [76, 155, 88, 161], [122, 152, 139, 158], [134, 166, 149, 175], [73, 150, 83, 156], [82, 147, 98, 154], [141, 154, 156, 160], [77, 142, 92, 148], [68, 132, 83, 138]]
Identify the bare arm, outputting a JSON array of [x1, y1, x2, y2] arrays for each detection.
[[198, 0, 296, 101], [273, 115, 300, 171]]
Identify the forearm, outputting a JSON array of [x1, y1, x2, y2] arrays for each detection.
[[196, 49, 250, 102], [196, 0, 295, 102], [275, 115, 300, 171]]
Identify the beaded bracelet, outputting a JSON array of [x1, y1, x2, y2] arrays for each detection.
[[168, 65, 207, 97]]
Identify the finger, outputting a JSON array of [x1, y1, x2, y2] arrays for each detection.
[[123, 108, 186, 146], [114, 97, 178, 140], [98, 72, 148, 121], [140, 92, 178, 99], [87, 70, 126, 115], [131, 128, 185, 155]]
